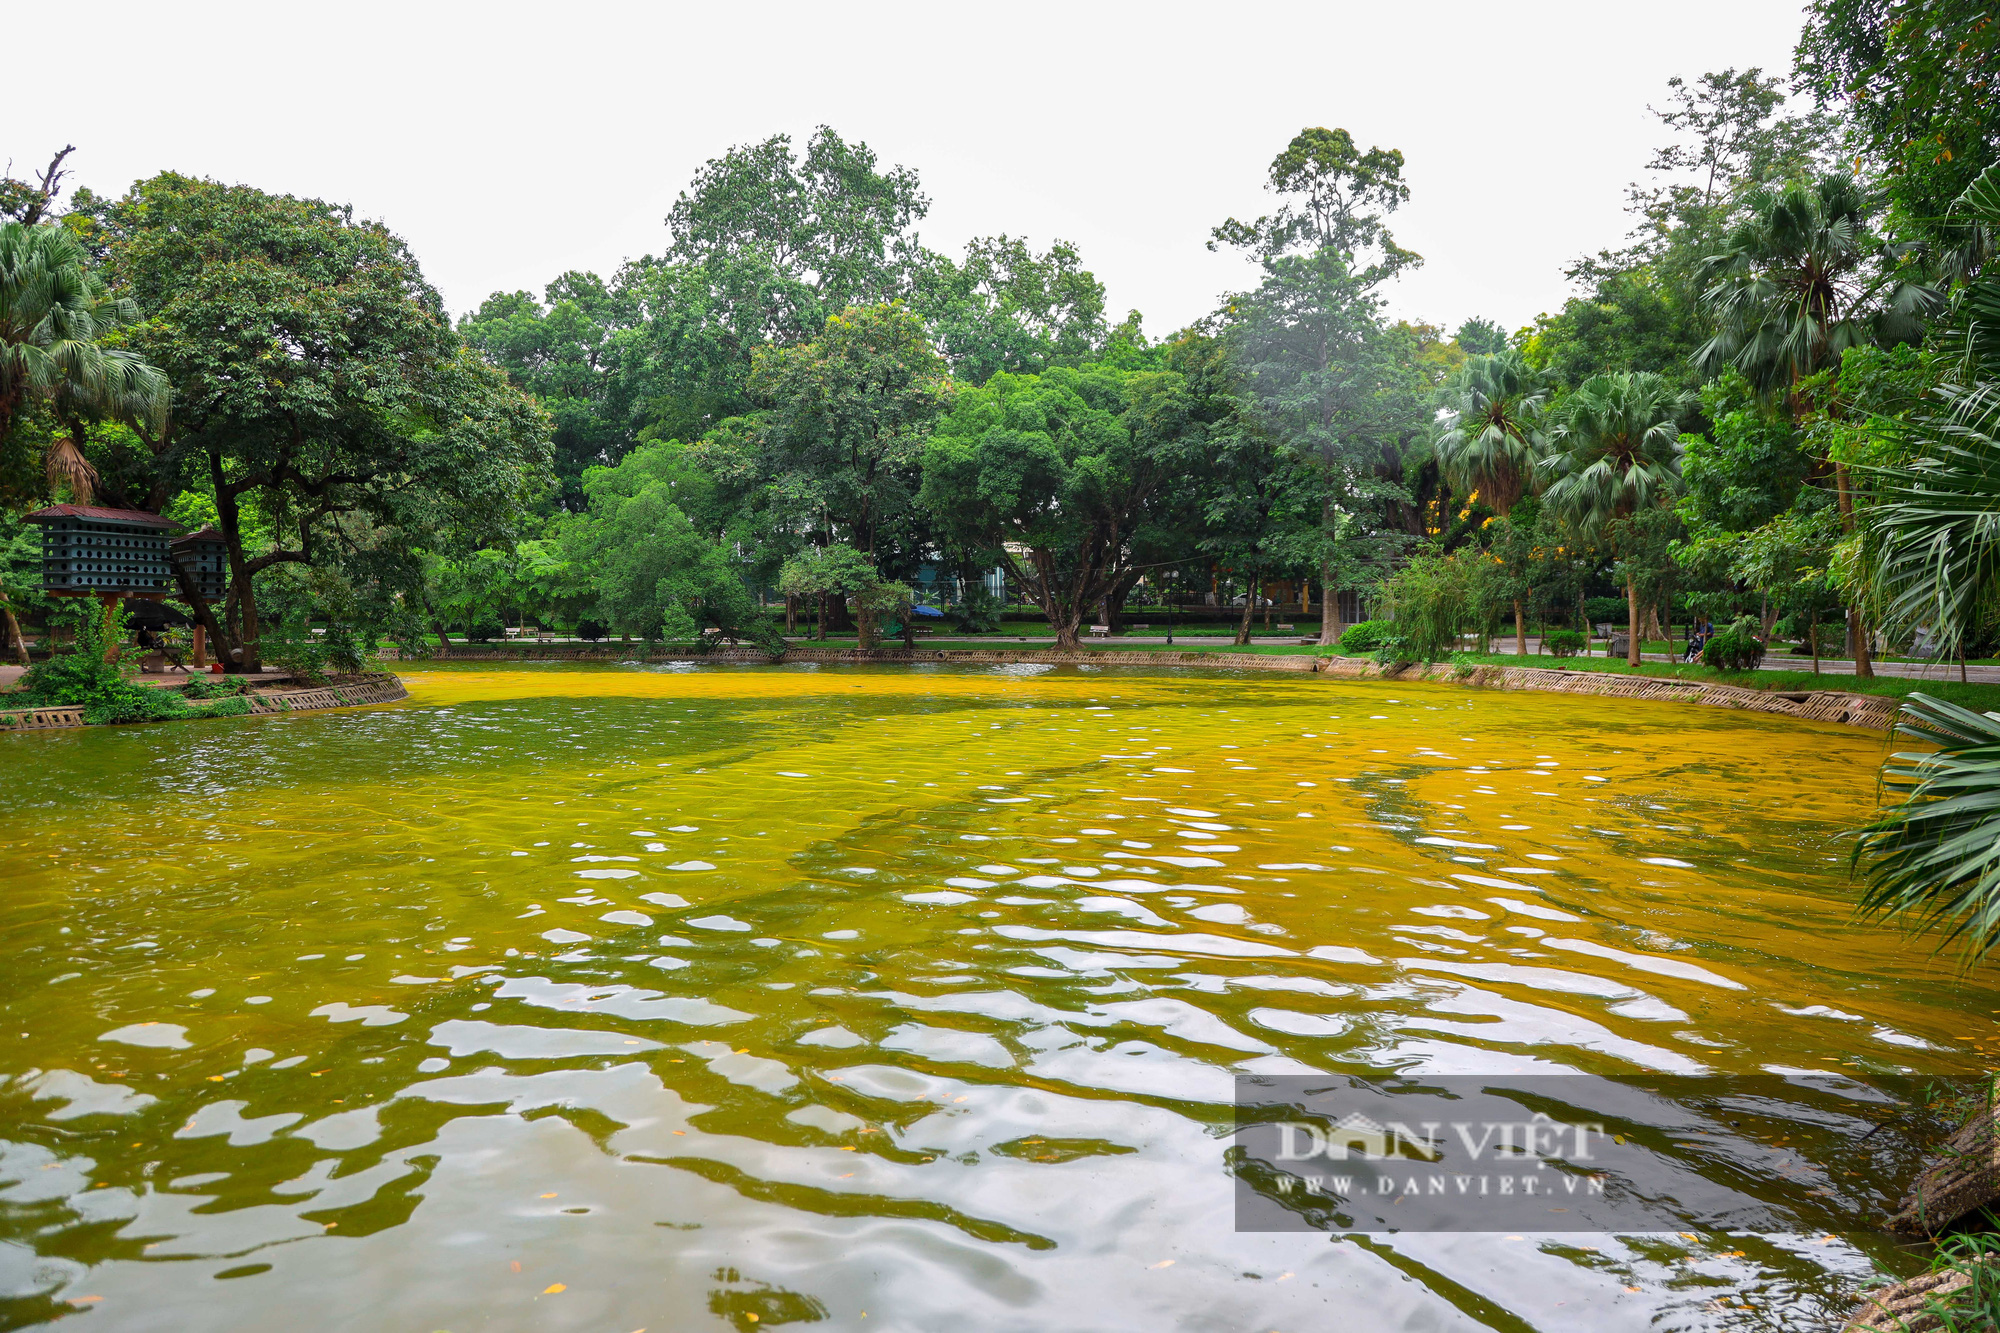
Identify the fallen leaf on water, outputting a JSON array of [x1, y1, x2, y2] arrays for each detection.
[[70, 1297, 102, 1305], [1625, 1286, 1642, 1293], [509, 1261, 521, 1273], [840, 1146, 857, 1152], [1150, 1260, 1174, 1270], [543, 1283, 566, 1294], [540, 1193, 557, 1199]]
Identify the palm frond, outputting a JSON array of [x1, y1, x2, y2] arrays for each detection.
[[1855, 694, 2000, 961]]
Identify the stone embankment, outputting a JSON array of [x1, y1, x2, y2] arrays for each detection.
[[0, 672, 408, 731]]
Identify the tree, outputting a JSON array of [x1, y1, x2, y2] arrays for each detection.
[[0, 222, 167, 504], [1697, 172, 1932, 676], [1798, 0, 2000, 243], [667, 127, 930, 348], [777, 544, 908, 648], [563, 442, 778, 652], [1454, 318, 1507, 356], [1539, 372, 1689, 664], [920, 359, 1202, 648], [741, 302, 951, 559], [100, 174, 552, 671], [1210, 127, 1421, 289], [913, 235, 1108, 383], [0, 146, 76, 226], [1226, 249, 1428, 643], [1435, 352, 1550, 652]]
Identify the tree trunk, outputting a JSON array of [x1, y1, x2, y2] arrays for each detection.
[[1317, 560, 1339, 648], [1513, 599, 1527, 657], [1834, 460, 1875, 679], [0, 593, 27, 666], [1626, 575, 1642, 666], [1811, 621, 1821, 676], [784, 595, 796, 635], [210, 456, 261, 673], [1235, 575, 1257, 647]]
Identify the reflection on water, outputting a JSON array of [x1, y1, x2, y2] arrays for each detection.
[[0, 663, 1969, 1329]]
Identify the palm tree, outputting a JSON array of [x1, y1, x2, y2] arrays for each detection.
[[1850, 165, 2000, 958], [1696, 172, 1931, 677], [0, 221, 168, 502], [1538, 371, 1687, 665], [1436, 351, 1547, 654], [1854, 693, 2000, 961]]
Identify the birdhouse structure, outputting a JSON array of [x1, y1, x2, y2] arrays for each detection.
[[170, 527, 229, 603], [26, 505, 178, 598]]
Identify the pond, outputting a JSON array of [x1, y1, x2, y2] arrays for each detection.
[[0, 662, 1976, 1330]]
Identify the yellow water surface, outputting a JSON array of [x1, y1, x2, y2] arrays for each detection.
[[0, 661, 1980, 1330]]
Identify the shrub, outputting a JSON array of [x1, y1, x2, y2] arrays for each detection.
[[1338, 619, 1394, 652], [1542, 629, 1586, 658], [193, 695, 253, 719], [320, 621, 375, 673], [1583, 596, 1627, 626], [576, 620, 606, 642], [1702, 616, 1767, 671], [259, 617, 330, 684], [182, 675, 250, 700], [20, 601, 190, 724], [465, 620, 503, 643], [945, 585, 1003, 634]]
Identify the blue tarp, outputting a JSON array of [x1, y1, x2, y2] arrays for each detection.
[[910, 604, 944, 618]]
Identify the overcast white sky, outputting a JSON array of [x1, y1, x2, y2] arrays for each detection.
[[11, 0, 1812, 337]]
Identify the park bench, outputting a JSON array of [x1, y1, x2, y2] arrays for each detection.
[[1088, 624, 1111, 638]]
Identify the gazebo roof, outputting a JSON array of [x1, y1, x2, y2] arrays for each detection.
[[26, 505, 177, 529]]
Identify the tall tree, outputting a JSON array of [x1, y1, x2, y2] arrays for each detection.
[[1211, 127, 1421, 289], [667, 127, 930, 348], [101, 174, 552, 671], [737, 302, 950, 560], [1539, 372, 1688, 664], [1697, 171, 1930, 675], [1798, 0, 2000, 241], [920, 359, 1203, 648], [0, 222, 167, 504], [1435, 351, 1550, 652], [913, 235, 1108, 383]]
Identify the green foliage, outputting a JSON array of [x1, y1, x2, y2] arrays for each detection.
[[1336, 619, 1392, 652], [0, 221, 168, 504], [920, 357, 1209, 644], [1373, 548, 1475, 664], [181, 674, 249, 700], [1679, 373, 1812, 531], [19, 601, 183, 724], [944, 584, 1003, 634], [1695, 173, 1925, 396], [258, 616, 333, 684], [778, 544, 909, 649], [99, 172, 554, 669], [1797, 0, 2000, 245], [562, 442, 780, 654], [1209, 127, 1419, 289], [1542, 628, 1587, 657], [1540, 372, 1689, 537], [1854, 693, 2000, 960], [1435, 352, 1548, 515], [1701, 616, 1768, 670]]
